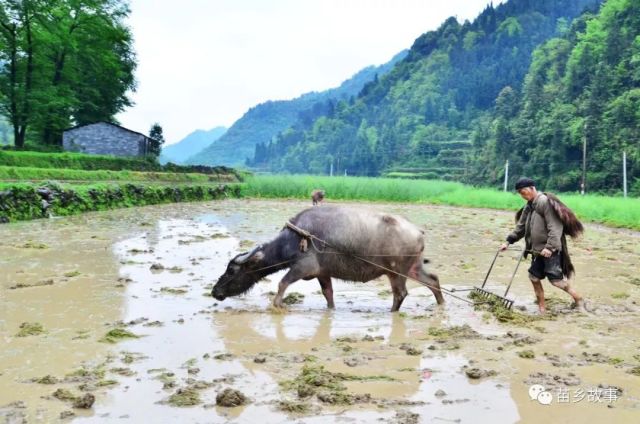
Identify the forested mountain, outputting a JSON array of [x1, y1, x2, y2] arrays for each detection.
[[250, 0, 638, 193], [469, 0, 639, 192], [160, 126, 226, 164], [0, 0, 136, 148], [186, 50, 407, 167]]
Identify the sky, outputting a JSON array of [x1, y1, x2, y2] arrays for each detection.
[[118, 0, 498, 145]]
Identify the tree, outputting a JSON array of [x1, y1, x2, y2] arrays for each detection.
[[148, 123, 164, 158], [0, 0, 37, 149], [0, 0, 136, 148]]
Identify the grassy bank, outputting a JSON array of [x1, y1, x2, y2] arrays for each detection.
[[0, 166, 238, 183], [0, 182, 240, 222], [0, 150, 243, 178], [241, 175, 640, 230]]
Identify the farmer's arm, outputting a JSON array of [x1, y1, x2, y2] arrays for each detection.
[[506, 208, 527, 244]]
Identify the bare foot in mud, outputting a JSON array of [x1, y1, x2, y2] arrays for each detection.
[[537, 307, 546, 315], [571, 299, 589, 313]]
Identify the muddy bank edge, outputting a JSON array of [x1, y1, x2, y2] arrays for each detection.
[[0, 182, 242, 223]]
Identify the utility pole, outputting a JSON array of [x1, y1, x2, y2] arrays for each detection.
[[623, 151, 627, 198], [581, 121, 587, 195], [330, 160, 333, 177], [503, 160, 509, 192]]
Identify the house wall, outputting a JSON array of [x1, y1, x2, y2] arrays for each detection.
[[62, 123, 147, 157]]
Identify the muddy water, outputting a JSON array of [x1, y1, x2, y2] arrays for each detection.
[[1, 199, 639, 423]]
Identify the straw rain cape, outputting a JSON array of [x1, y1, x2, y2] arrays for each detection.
[[515, 193, 584, 278]]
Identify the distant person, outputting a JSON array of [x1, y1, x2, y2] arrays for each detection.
[[311, 189, 325, 206], [500, 177, 585, 314]]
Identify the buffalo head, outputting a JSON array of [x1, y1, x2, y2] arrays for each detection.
[[212, 245, 264, 301]]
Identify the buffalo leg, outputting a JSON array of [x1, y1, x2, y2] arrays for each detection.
[[419, 267, 445, 305], [273, 268, 306, 308], [317, 276, 335, 309], [388, 274, 408, 312]]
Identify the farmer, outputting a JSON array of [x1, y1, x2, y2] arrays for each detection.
[[500, 177, 586, 314]]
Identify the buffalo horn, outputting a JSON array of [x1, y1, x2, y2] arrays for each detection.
[[234, 245, 262, 265]]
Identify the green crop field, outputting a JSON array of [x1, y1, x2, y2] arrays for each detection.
[[241, 175, 640, 230]]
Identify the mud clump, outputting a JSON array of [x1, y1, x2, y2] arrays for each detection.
[[399, 343, 423, 356], [167, 387, 201, 407], [392, 410, 420, 424], [464, 367, 497, 379], [160, 287, 188, 295], [277, 400, 310, 413], [317, 392, 371, 405], [15, 322, 45, 337], [33, 375, 58, 384], [18, 241, 49, 249], [52, 389, 77, 401], [517, 350, 535, 359], [524, 372, 581, 388], [282, 363, 389, 405], [503, 332, 541, 347], [73, 394, 95, 409], [216, 388, 248, 407], [469, 292, 554, 326], [60, 410, 75, 419], [427, 324, 480, 340], [10, 279, 54, 289], [99, 328, 141, 343], [283, 292, 305, 305]]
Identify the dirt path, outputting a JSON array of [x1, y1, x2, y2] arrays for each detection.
[[1, 199, 638, 423]]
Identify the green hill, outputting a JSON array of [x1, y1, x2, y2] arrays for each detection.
[[252, 0, 612, 187], [186, 50, 407, 167]]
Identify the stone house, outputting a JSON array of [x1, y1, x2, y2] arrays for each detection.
[[62, 122, 155, 157]]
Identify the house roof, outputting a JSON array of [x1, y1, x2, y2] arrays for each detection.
[[63, 121, 152, 140]]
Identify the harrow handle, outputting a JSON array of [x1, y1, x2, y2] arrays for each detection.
[[502, 248, 526, 298], [480, 249, 502, 289]]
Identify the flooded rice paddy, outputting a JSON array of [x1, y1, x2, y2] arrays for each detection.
[[1, 199, 639, 423]]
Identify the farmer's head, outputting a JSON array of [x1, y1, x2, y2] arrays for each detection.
[[515, 177, 537, 201]]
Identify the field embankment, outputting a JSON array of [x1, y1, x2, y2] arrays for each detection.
[[0, 150, 244, 178], [0, 182, 240, 222], [241, 175, 640, 230], [0, 151, 244, 223]]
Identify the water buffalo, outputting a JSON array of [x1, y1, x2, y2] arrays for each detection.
[[311, 189, 325, 206], [212, 206, 444, 311]]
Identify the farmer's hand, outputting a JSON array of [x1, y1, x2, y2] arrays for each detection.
[[499, 243, 509, 252], [540, 248, 553, 258]]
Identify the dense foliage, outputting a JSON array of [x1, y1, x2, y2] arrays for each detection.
[[0, 0, 136, 148], [469, 0, 640, 193], [189, 51, 407, 167], [248, 0, 638, 194]]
